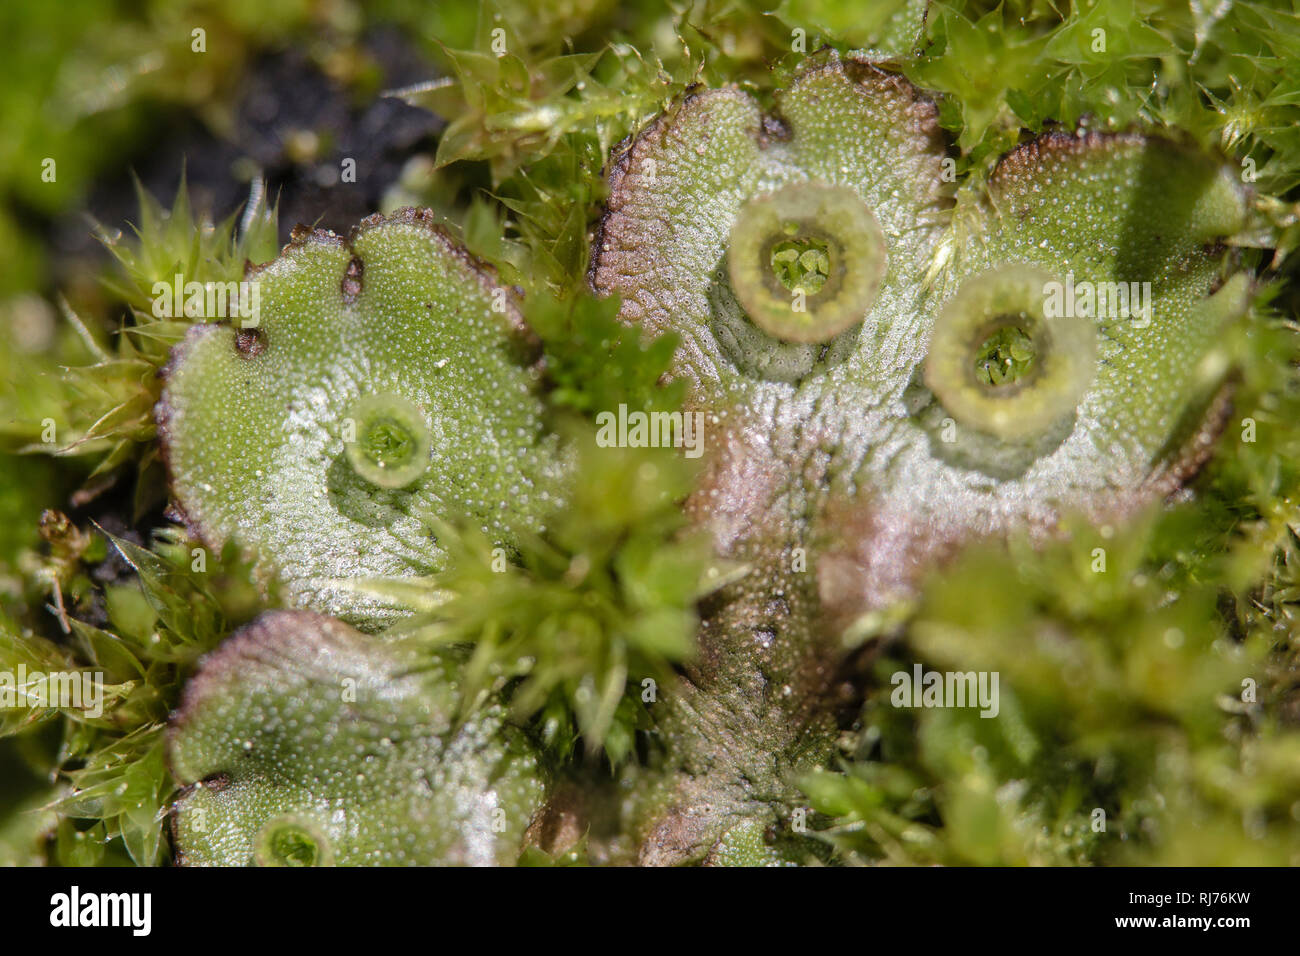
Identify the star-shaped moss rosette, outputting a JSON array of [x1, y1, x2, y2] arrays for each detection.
[[590, 53, 1251, 862], [157, 209, 566, 627], [168, 611, 546, 866]]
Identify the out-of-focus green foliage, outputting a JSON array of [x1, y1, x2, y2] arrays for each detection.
[[0, 525, 262, 864], [0, 0, 321, 295]]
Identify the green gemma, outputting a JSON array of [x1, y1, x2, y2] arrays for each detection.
[[344, 392, 432, 489], [727, 182, 887, 343], [924, 265, 1097, 441]]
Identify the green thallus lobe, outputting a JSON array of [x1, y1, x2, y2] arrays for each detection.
[[168, 611, 547, 866], [728, 182, 887, 344], [155, 210, 563, 628], [924, 265, 1097, 441]]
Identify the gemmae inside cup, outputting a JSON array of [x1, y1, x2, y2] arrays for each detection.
[[727, 182, 888, 344], [924, 265, 1098, 442], [344, 392, 432, 489]]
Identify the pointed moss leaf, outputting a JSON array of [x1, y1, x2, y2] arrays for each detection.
[[158, 210, 566, 627], [168, 611, 546, 866]]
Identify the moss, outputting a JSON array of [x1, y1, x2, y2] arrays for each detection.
[[1, 0, 1299, 868]]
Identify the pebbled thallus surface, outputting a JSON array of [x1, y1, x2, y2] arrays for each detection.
[[158, 208, 567, 631], [169, 611, 547, 866], [590, 53, 1249, 863], [156, 53, 1250, 866]]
